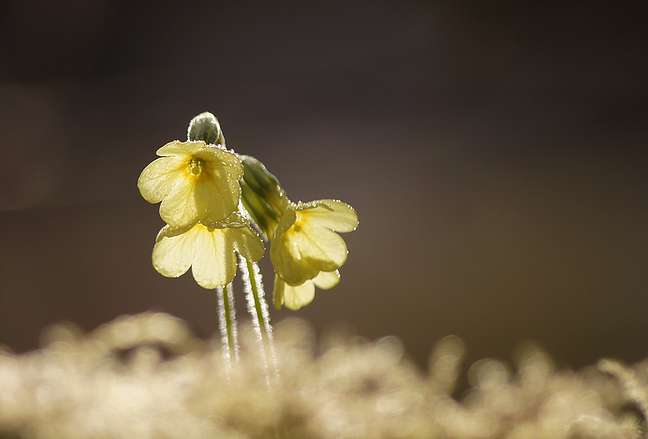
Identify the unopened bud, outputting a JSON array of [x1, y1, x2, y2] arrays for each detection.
[[240, 155, 287, 239], [187, 112, 225, 145]]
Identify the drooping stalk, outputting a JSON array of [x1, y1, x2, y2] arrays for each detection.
[[239, 256, 277, 376], [216, 284, 239, 365]]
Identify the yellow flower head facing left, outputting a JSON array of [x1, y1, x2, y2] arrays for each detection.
[[270, 199, 358, 309], [152, 214, 264, 289], [138, 140, 243, 230]]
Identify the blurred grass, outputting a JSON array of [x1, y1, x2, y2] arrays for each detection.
[[0, 312, 646, 438]]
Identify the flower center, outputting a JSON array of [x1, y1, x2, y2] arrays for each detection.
[[291, 218, 304, 233], [188, 158, 204, 176]]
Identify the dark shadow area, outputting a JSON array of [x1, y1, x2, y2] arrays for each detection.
[[1, 1, 647, 369]]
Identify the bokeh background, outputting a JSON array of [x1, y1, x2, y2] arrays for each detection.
[[1, 1, 647, 369]]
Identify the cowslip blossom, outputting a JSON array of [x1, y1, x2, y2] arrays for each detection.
[[138, 140, 243, 229], [270, 199, 358, 310], [137, 113, 360, 368], [152, 214, 264, 289]]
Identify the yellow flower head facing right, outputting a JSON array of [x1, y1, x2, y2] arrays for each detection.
[[137, 140, 243, 230], [270, 199, 358, 309]]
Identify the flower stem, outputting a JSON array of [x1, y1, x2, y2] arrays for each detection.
[[239, 257, 277, 376], [247, 261, 268, 338], [217, 284, 239, 365]]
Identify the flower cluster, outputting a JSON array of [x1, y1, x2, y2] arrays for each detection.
[[137, 113, 358, 310]]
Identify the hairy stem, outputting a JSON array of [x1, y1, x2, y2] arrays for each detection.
[[217, 284, 239, 365], [239, 257, 277, 377]]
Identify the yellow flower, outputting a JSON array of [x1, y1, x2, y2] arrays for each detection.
[[152, 215, 264, 289], [270, 199, 358, 309], [273, 270, 340, 310], [138, 140, 243, 229]]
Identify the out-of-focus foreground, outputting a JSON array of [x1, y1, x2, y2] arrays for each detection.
[[0, 313, 646, 439]]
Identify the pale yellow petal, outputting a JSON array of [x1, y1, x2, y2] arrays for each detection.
[[312, 270, 340, 290], [200, 147, 243, 223], [155, 222, 195, 241], [274, 276, 315, 311], [159, 176, 199, 229], [230, 226, 264, 262], [137, 156, 185, 204], [152, 225, 198, 278], [156, 140, 204, 157], [284, 281, 315, 310], [273, 208, 297, 240], [193, 165, 241, 224], [270, 210, 314, 284], [301, 199, 358, 232], [270, 232, 320, 286], [191, 227, 236, 289], [296, 222, 348, 268], [154, 143, 242, 228], [270, 210, 347, 285], [194, 146, 243, 181]]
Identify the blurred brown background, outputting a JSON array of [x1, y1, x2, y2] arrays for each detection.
[[1, 1, 647, 368]]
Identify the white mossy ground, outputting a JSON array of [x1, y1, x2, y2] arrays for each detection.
[[0, 312, 646, 439]]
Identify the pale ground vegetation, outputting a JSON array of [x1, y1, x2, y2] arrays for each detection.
[[0, 312, 646, 439]]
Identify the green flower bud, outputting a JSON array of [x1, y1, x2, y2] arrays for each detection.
[[187, 112, 225, 145], [240, 155, 287, 240]]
